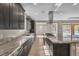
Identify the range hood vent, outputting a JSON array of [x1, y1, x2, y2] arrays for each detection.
[[48, 11, 53, 23]]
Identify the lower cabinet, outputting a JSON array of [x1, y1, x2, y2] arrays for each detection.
[[17, 46, 23, 56], [11, 46, 23, 56], [10, 39, 33, 56], [21, 39, 33, 56], [53, 44, 70, 56]]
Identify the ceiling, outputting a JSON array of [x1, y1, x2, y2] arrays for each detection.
[[21, 3, 79, 21]]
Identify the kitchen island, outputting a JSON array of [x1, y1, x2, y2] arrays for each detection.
[[43, 36, 79, 56]]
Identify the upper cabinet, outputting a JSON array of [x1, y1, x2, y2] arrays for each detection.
[[3, 4, 10, 29], [0, 3, 25, 29], [0, 4, 4, 28]]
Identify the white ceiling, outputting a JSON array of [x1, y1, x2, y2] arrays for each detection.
[[54, 3, 79, 20], [21, 3, 56, 21], [21, 3, 79, 21]]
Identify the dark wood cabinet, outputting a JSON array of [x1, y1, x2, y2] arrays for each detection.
[[0, 3, 25, 29], [18, 4, 24, 29], [53, 44, 70, 56], [0, 3, 10, 29], [9, 3, 13, 29], [0, 4, 4, 29], [3, 4, 10, 29], [12, 4, 19, 29]]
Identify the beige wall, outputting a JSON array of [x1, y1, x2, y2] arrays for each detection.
[[0, 30, 26, 39], [35, 22, 48, 35], [35, 22, 57, 35]]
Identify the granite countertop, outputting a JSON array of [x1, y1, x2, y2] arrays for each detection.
[[0, 36, 34, 56], [46, 37, 79, 44], [0, 39, 18, 56]]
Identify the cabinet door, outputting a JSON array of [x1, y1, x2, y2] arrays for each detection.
[[0, 4, 4, 29], [53, 44, 70, 56], [22, 10, 24, 29], [0, 3, 24, 29], [18, 5, 21, 29], [9, 3, 13, 29], [3, 3, 10, 29], [12, 4, 18, 29], [18, 4, 24, 29], [20, 7, 24, 29]]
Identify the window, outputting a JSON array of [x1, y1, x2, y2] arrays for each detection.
[[72, 24, 79, 40], [62, 24, 71, 41], [74, 25, 79, 35]]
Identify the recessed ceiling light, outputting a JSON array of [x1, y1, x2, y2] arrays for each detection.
[[55, 3, 63, 7], [33, 3, 37, 5]]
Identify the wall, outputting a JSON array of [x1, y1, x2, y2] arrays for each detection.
[[35, 22, 57, 35], [35, 22, 48, 35], [0, 30, 25, 39]]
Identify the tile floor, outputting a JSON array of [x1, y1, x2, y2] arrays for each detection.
[[28, 35, 49, 56]]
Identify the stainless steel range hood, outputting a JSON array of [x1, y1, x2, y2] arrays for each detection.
[[48, 11, 53, 24]]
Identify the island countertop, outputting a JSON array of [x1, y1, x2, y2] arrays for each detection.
[[45, 37, 79, 44]]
